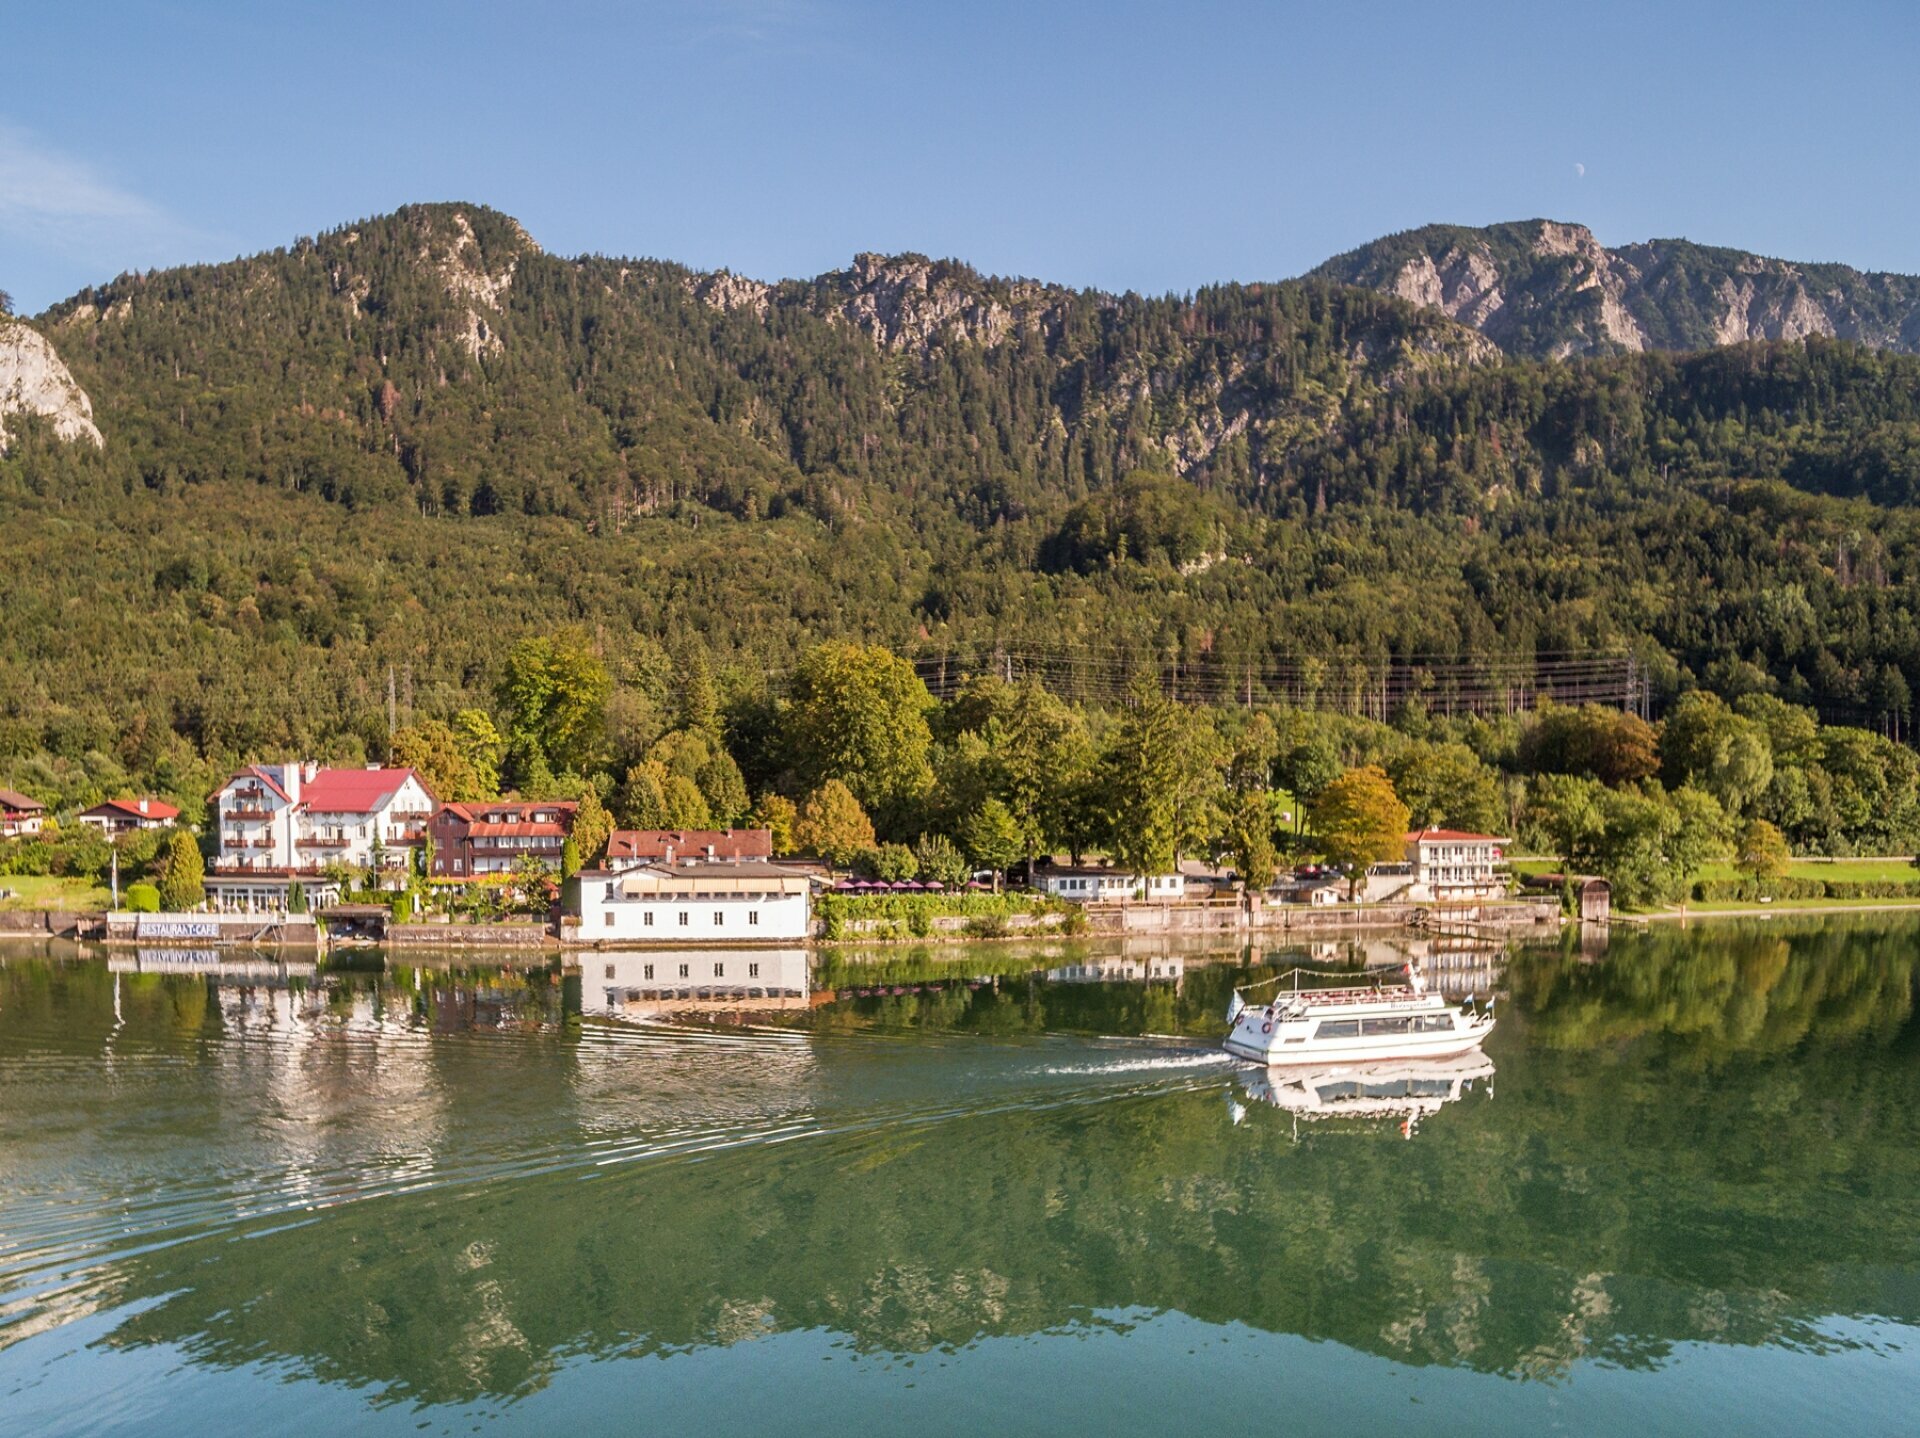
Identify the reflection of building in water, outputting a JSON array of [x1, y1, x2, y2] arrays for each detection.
[[1235, 1050, 1495, 1138], [586, 948, 811, 1018], [1414, 939, 1503, 1000], [1282, 936, 1504, 1000], [109, 950, 319, 982], [1044, 956, 1186, 987]]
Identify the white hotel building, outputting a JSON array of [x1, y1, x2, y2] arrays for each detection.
[[573, 859, 813, 943], [205, 762, 437, 910]]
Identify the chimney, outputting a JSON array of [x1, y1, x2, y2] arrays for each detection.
[[138, 798, 149, 814], [284, 762, 301, 805]]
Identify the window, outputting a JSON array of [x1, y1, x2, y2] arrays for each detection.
[[748, 911, 759, 926], [1359, 1016, 1412, 1036], [748, 963, 759, 978], [678, 963, 689, 978], [1412, 1014, 1456, 1032], [603, 913, 614, 928], [1314, 1020, 1360, 1039], [604, 882, 615, 899], [643, 964, 654, 980], [714, 911, 724, 927], [714, 963, 725, 978], [678, 911, 689, 927], [643, 911, 654, 927], [453, 859, 464, 873], [605, 964, 616, 979]]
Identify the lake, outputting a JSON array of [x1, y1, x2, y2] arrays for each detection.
[[1, 920, 1917, 1436]]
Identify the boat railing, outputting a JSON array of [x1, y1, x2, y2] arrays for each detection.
[[1274, 984, 1421, 1007]]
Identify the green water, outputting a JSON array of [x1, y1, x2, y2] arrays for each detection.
[[1, 921, 1917, 1436]]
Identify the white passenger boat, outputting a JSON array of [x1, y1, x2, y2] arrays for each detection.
[[1223, 965, 1493, 1065]]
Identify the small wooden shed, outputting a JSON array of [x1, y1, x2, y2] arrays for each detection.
[[1524, 873, 1612, 924]]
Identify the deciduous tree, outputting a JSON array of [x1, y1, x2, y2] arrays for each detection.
[[787, 642, 934, 820], [1309, 766, 1411, 897], [795, 780, 875, 866]]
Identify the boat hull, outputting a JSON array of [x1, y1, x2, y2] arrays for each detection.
[[1223, 1017, 1494, 1066]]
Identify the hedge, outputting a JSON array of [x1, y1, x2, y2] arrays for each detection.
[[1692, 877, 1920, 903], [815, 891, 1065, 940]]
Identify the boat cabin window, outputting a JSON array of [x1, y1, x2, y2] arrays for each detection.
[[1411, 1014, 1456, 1032], [1314, 1020, 1360, 1039], [1359, 1015, 1412, 1036]]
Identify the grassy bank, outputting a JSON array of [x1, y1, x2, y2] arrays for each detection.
[[0, 875, 111, 911]]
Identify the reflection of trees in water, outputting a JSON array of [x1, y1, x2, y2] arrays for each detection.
[[1507, 918, 1920, 1058], [83, 1011, 1920, 1407], [8, 934, 1920, 1408]]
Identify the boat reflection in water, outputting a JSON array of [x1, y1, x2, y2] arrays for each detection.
[[1233, 1050, 1496, 1139]]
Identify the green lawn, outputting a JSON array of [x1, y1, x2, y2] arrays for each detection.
[[1514, 855, 1916, 884], [1694, 856, 1918, 884], [0, 874, 112, 911], [1650, 895, 1920, 915]]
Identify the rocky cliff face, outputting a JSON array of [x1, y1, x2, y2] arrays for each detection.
[[1312, 221, 1920, 358], [0, 320, 103, 452]]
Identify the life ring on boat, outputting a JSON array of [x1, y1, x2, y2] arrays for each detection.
[[1261, 1020, 1273, 1034]]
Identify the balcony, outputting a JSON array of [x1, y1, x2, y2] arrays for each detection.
[[226, 807, 274, 822], [297, 837, 350, 850]]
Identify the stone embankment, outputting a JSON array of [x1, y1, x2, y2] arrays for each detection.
[[1084, 898, 1560, 936]]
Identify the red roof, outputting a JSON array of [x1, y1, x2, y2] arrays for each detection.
[[467, 821, 569, 838], [301, 767, 432, 813], [1405, 828, 1507, 843], [436, 801, 578, 826], [85, 797, 181, 821], [608, 828, 772, 861]]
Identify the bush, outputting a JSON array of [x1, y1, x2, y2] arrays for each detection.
[[963, 912, 1009, 939], [1690, 877, 1920, 903], [124, 882, 161, 913]]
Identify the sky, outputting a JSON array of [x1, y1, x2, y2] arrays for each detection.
[[4, 0, 1918, 313]]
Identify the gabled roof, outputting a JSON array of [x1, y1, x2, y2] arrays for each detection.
[[607, 828, 772, 859], [0, 787, 44, 813], [214, 765, 291, 803], [436, 800, 577, 825], [302, 767, 431, 814], [1405, 828, 1508, 844], [83, 797, 181, 821]]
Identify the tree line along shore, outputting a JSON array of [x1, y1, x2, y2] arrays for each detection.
[[7, 634, 1920, 919]]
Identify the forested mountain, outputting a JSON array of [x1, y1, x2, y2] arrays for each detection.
[[6, 202, 1920, 813], [1313, 219, 1920, 358]]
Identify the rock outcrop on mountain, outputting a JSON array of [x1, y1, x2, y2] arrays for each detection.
[[0, 319, 104, 452], [1311, 220, 1920, 358]]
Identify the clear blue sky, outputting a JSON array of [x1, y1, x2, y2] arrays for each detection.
[[4, 0, 1917, 313]]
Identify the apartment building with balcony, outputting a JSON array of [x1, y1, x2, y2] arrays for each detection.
[[429, 800, 579, 880], [205, 763, 437, 911]]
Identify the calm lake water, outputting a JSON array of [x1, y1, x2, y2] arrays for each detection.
[[2, 921, 1917, 1436]]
